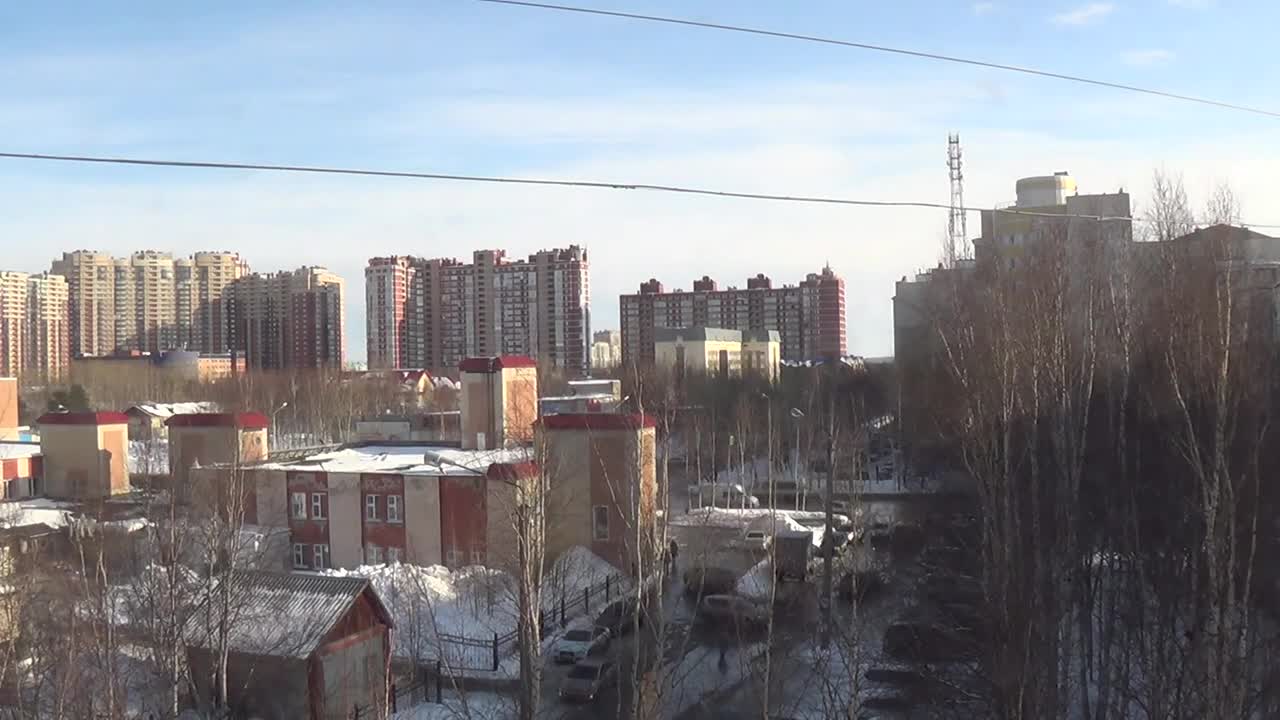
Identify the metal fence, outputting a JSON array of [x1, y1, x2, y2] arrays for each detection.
[[434, 572, 625, 672]]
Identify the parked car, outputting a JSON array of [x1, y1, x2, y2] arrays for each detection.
[[554, 623, 611, 664], [734, 529, 772, 552], [595, 596, 644, 636], [683, 565, 738, 597], [698, 594, 769, 626], [559, 658, 617, 702]]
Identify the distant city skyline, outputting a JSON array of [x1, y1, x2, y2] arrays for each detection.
[[4, 2, 1278, 364]]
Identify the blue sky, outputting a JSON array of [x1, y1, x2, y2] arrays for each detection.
[[2, 0, 1277, 364]]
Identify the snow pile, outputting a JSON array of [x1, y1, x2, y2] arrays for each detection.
[[736, 559, 773, 600], [544, 545, 630, 602], [324, 563, 517, 664], [129, 401, 220, 419], [675, 507, 847, 534]]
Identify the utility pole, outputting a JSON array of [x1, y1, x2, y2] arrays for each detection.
[[821, 389, 835, 648]]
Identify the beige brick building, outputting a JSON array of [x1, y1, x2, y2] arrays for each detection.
[[37, 411, 131, 499], [0, 271, 69, 381]]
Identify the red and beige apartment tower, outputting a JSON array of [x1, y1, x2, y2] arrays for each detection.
[[364, 246, 589, 372], [620, 264, 847, 367]]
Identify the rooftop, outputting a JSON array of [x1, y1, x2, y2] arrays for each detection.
[[654, 327, 742, 343], [0, 442, 41, 461], [126, 401, 221, 419], [185, 571, 391, 658], [250, 442, 531, 476]]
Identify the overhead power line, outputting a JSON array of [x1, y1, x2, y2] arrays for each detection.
[[474, 0, 1280, 120], [1, 150, 1276, 228]]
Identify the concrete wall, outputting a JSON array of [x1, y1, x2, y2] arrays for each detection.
[[327, 471, 362, 569], [500, 365, 538, 445], [171, 426, 268, 487], [0, 379, 17, 440], [39, 422, 129, 499], [187, 650, 310, 720], [404, 473, 442, 566]]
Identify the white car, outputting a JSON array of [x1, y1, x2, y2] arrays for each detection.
[[553, 624, 610, 664], [734, 529, 772, 552]]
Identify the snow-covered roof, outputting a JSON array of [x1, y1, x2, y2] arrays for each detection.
[[251, 443, 530, 476], [127, 401, 221, 419], [0, 499, 76, 529], [0, 442, 40, 460], [185, 571, 389, 658]]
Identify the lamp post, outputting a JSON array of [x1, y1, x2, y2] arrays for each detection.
[[789, 407, 804, 507], [271, 401, 289, 445]]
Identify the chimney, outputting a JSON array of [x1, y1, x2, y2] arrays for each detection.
[[458, 356, 539, 450]]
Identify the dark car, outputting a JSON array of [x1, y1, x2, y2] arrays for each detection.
[[595, 596, 645, 636], [684, 565, 738, 597], [559, 659, 617, 702], [883, 622, 976, 663]]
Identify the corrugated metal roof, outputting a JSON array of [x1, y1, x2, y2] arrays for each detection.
[[185, 571, 383, 658]]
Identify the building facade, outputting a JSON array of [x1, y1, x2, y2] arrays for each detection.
[[620, 265, 845, 368], [653, 327, 781, 382], [365, 246, 590, 372], [590, 329, 621, 369], [227, 267, 345, 371], [0, 271, 69, 381], [51, 250, 249, 358]]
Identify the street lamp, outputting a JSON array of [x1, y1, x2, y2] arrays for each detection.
[[789, 408, 805, 506], [271, 401, 289, 444]]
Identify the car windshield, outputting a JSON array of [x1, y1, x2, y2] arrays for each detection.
[[567, 665, 599, 680], [564, 630, 592, 642]]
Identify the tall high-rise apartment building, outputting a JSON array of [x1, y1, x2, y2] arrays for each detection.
[[51, 250, 249, 357], [227, 267, 345, 371], [365, 246, 590, 372], [619, 265, 846, 368], [0, 271, 70, 380]]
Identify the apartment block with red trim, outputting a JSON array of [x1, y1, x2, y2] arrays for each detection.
[[365, 246, 590, 373], [190, 354, 658, 577], [620, 264, 846, 367]]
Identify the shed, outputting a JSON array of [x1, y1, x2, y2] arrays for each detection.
[[186, 571, 393, 720]]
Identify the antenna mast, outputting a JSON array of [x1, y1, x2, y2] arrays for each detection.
[[946, 133, 968, 264]]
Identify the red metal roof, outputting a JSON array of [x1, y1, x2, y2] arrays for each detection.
[[165, 412, 270, 429], [538, 413, 656, 431], [37, 411, 130, 426], [458, 355, 537, 373], [487, 460, 540, 481]]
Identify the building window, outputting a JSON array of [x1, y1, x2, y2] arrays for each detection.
[[313, 544, 329, 570], [387, 547, 402, 564], [311, 493, 327, 520], [366, 494, 380, 521], [592, 505, 609, 541], [366, 545, 383, 565], [292, 543, 307, 568], [291, 492, 307, 520], [387, 495, 402, 523]]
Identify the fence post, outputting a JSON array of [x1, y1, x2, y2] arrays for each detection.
[[492, 632, 499, 671], [584, 586, 590, 615], [436, 659, 443, 703], [390, 684, 397, 713], [606, 575, 611, 601], [560, 594, 566, 626]]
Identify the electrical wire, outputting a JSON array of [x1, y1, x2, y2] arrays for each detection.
[[474, 0, 1280, 120], [1, 150, 1276, 228]]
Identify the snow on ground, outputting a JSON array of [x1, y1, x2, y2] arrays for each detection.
[[392, 689, 512, 719], [324, 546, 627, 671], [0, 498, 75, 528], [129, 440, 169, 475], [672, 507, 848, 530], [325, 563, 518, 666], [661, 641, 769, 718]]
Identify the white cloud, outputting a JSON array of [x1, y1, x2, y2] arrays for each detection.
[[1051, 3, 1115, 25], [972, 2, 996, 15], [1122, 49, 1175, 66]]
